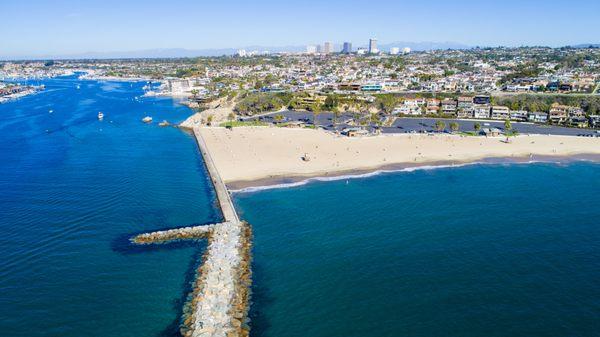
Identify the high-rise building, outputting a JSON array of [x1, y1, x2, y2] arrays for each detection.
[[402, 47, 412, 54], [390, 47, 400, 55], [316, 45, 322, 53], [323, 42, 333, 54], [368, 38, 378, 54], [342, 42, 352, 54], [306, 45, 317, 54]]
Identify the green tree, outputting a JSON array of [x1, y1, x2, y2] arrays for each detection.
[[504, 119, 512, 131], [435, 120, 446, 132], [474, 122, 481, 132], [332, 110, 340, 127], [370, 113, 382, 127], [206, 115, 214, 126], [324, 94, 339, 111], [310, 103, 322, 126], [376, 95, 397, 114], [449, 122, 460, 133]]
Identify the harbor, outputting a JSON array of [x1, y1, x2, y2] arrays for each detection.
[[131, 127, 252, 337]]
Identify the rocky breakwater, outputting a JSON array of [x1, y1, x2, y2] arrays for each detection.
[[131, 224, 215, 244], [182, 220, 252, 337], [131, 220, 252, 337]]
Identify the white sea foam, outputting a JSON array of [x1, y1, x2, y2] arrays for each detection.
[[231, 162, 489, 193], [230, 159, 582, 194]]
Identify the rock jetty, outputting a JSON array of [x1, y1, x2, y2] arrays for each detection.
[[131, 224, 215, 245], [131, 127, 252, 337]]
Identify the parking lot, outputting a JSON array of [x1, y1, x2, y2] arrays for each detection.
[[252, 111, 600, 137]]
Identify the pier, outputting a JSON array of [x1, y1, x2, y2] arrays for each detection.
[[131, 127, 251, 337]]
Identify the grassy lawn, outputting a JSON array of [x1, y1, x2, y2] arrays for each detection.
[[458, 131, 480, 136], [219, 120, 270, 127]]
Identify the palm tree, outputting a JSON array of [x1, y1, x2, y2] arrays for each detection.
[[206, 115, 214, 126], [274, 114, 284, 123], [504, 119, 512, 131], [311, 103, 322, 126], [449, 122, 459, 133], [435, 120, 446, 132], [474, 122, 481, 132], [332, 110, 340, 128]]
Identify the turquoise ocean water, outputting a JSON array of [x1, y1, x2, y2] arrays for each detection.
[[236, 162, 600, 337], [1, 76, 599, 337]]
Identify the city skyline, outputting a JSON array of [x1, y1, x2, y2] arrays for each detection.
[[2, 0, 600, 59]]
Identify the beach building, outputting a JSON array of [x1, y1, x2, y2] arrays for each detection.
[[549, 103, 570, 124], [588, 115, 600, 128], [425, 98, 441, 115], [510, 110, 528, 122], [342, 127, 369, 137], [473, 105, 491, 119], [481, 127, 502, 137], [457, 97, 474, 118], [360, 84, 383, 92], [338, 83, 361, 91], [441, 98, 458, 115], [568, 117, 589, 128], [473, 95, 491, 105], [528, 111, 549, 123], [491, 106, 510, 120]]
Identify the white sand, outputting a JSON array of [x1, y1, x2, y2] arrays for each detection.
[[197, 126, 600, 184]]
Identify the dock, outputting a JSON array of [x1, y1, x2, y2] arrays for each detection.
[[131, 127, 252, 337]]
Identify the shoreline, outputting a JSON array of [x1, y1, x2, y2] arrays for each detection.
[[197, 127, 600, 190], [227, 153, 600, 192]]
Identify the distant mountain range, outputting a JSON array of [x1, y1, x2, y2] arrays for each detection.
[[0, 41, 472, 60], [569, 44, 600, 49], [4, 42, 598, 60]]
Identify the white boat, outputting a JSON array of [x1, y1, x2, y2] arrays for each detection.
[[98, 112, 104, 120], [142, 116, 153, 123]]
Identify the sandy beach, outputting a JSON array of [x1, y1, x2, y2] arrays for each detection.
[[196, 126, 600, 187]]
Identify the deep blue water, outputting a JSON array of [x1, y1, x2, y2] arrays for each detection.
[[0, 76, 221, 337], [236, 162, 600, 337], [2, 77, 600, 337]]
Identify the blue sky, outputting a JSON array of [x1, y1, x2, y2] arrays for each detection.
[[2, 0, 599, 57]]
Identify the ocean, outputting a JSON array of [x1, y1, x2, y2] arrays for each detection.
[[0, 76, 221, 337], [235, 162, 600, 337], [1, 76, 599, 337]]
